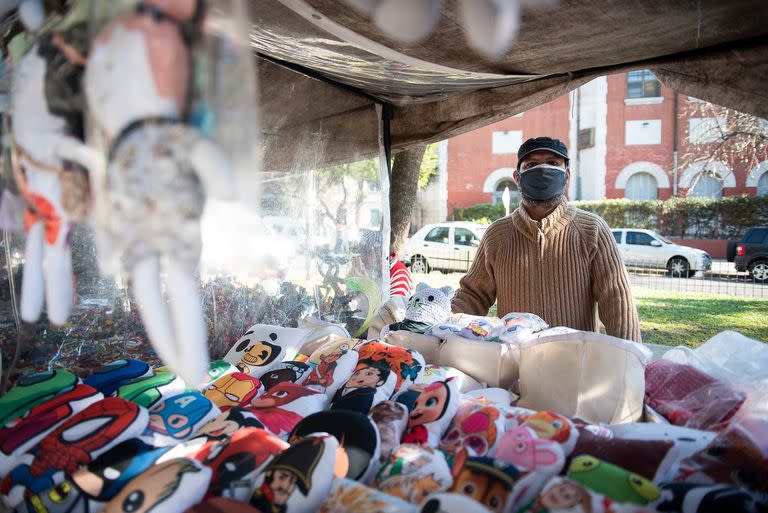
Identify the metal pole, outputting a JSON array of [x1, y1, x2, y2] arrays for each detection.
[[575, 87, 582, 200]]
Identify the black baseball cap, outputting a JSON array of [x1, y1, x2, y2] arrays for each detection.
[[517, 137, 569, 169]]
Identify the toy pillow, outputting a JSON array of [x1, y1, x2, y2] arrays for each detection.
[[224, 325, 312, 377], [356, 340, 425, 394], [517, 476, 651, 513], [203, 372, 263, 411], [521, 411, 579, 456], [567, 455, 660, 505], [289, 410, 380, 483], [654, 482, 768, 513], [1, 397, 149, 507], [261, 361, 312, 391], [196, 360, 238, 391], [502, 406, 538, 432], [196, 427, 288, 501], [248, 382, 325, 440], [144, 392, 221, 446], [449, 450, 521, 513], [417, 365, 483, 394], [102, 458, 211, 513], [0, 370, 79, 426], [419, 492, 495, 513], [396, 378, 460, 447], [303, 338, 360, 397], [115, 372, 187, 409], [319, 478, 418, 513], [495, 312, 549, 342], [192, 407, 265, 440], [439, 398, 505, 458], [373, 444, 453, 505], [331, 358, 397, 415], [369, 401, 410, 463], [85, 359, 153, 396], [250, 434, 340, 513], [495, 426, 565, 475], [463, 388, 516, 408], [379, 285, 453, 338], [0, 384, 103, 478]]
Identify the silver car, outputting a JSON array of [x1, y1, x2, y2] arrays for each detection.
[[611, 228, 711, 277]]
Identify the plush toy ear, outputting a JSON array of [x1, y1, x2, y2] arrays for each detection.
[[440, 286, 454, 298], [415, 282, 428, 292]]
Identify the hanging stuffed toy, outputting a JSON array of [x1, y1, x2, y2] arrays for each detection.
[[380, 285, 452, 338], [80, 0, 236, 385]]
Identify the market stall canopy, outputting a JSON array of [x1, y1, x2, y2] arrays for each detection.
[[251, 0, 768, 170]]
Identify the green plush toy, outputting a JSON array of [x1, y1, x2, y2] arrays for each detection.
[[567, 455, 660, 505], [0, 370, 78, 426], [115, 372, 185, 409]]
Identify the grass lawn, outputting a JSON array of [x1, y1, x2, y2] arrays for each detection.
[[634, 288, 768, 347]]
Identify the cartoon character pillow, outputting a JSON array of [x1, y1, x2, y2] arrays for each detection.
[[224, 325, 311, 378], [521, 411, 579, 456], [330, 358, 396, 415], [449, 450, 521, 513], [102, 458, 211, 513], [517, 477, 607, 513], [1, 398, 149, 508], [247, 382, 325, 440], [203, 372, 263, 411], [261, 361, 312, 391], [0, 385, 103, 478], [303, 338, 359, 397], [396, 378, 459, 447], [369, 401, 410, 463], [419, 492, 494, 513], [439, 397, 505, 458], [289, 410, 381, 483], [0, 370, 79, 426], [567, 455, 660, 505], [380, 285, 453, 338], [114, 372, 186, 409], [320, 478, 418, 513], [418, 365, 483, 394], [84, 360, 152, 396], [192, 407, 265, 440], [495, 312, 549, 343], [196, 360, 238, 391], [144, 392, 221, 446], [373, 444, 452, 505], [356, 340, 425, 394], [196, 427, 288, 501], [250, 434, 340, 513]]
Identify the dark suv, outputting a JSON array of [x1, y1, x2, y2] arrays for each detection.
[[727, 227, 768, 282]]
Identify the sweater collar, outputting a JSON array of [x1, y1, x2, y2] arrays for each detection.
[[512, 198, 575, 240]]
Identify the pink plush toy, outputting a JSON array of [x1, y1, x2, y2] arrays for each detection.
[[495, 425, 565, 473], [81, 0, 235, 384]]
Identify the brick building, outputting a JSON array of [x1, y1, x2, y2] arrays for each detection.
[[438, 70, 768, 219]]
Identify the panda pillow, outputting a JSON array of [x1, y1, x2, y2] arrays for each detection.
[[224, 325, 311, 377]]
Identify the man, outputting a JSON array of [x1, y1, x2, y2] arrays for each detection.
[[451, 137, 641, 342]]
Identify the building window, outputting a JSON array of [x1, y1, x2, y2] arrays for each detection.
[[492, 179, 520, 205], [758, 172, 768, 197], [625, 120, 662, 145], [688, 172, 723, 198], [689, 117, 727, 144], [492, 130, 523, 154], [624, 172, 659, 200], [627, 70, 661, 99]]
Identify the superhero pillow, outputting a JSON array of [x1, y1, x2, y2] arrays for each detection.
[[1, 397, 149, 507], [439, 397, 505, 458], [302, 338, 359, 398], [203, 372, 264, 411], [0, 385, 103, 479], [261, 361, 312, 391], [449, 450, 521, 513], [369, 401, 409, 464], [247, 383, 324, 440], [319, 478, 418, 513], [196, 361, 238, 392], [192, 407, 265, 440], [224, 325, 312, 378], [102, 458, 211, 513], [115, 372, 186, 409], [144, 392, 221, 446], [196, 427, 288, 501], [289, 410, 381, 483], [373, 444, 453, 505], [250, 434, 340, 513], [84, 359, 152, 396], [396, 378, 459, 448], [0, 370, 79, 426], [417, 365, 482, 394], [567, 456, 660, 505]]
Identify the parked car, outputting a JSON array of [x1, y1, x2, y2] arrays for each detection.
[[403, 222, 488, 273], [727, 226, 768, 282], [611, 228, 711, 278]]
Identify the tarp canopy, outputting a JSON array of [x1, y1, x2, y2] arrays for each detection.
[[252, 0, 768, 171]]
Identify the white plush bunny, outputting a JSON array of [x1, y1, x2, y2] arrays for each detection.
[[81, 0, 235, 384]]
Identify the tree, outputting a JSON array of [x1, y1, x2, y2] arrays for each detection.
[[390, 145, 427, 255]]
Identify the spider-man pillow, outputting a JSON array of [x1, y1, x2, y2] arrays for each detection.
[[203, 373, 263, 411], [247, 383, 324, 440], [0, 370, 79, 426], [114, 372, 186, 409], [84, 359, 152, 396], [144, 392, 221, 446]]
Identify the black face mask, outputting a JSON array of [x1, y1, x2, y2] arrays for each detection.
[[519, 164, 567, 201]]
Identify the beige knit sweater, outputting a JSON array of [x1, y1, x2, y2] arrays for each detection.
[[451, 200, 641, 342]]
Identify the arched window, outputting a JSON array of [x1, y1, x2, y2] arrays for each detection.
[[688, 171, 723, 198], [758, 172, 768, 197], [493, 179, 520, 205], [624, 172, 658, 200]]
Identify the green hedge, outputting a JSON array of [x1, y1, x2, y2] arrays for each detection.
[[453, 196, 768, 239]]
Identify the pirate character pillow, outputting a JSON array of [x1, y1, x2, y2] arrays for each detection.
[[85, 360, 153, 396], [0, 370, 80, 426], [247, 383, 324, 440], [224, 325, 311, 378], [102, 458, 211, 513], [250, 434, 340, 513], [302, 338, 359, 398], [261, 362, 312, 391], [144, 392, 221, 446], [203, 373, 263, 411], [115, 372, 186, 410], [396, 378, 460, 448], [373, 444, 453, 505], [288, 410, 381, 483]]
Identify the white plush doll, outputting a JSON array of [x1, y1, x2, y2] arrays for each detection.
[[380, 284, 453, 338], [79, 0, 235, 384]]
